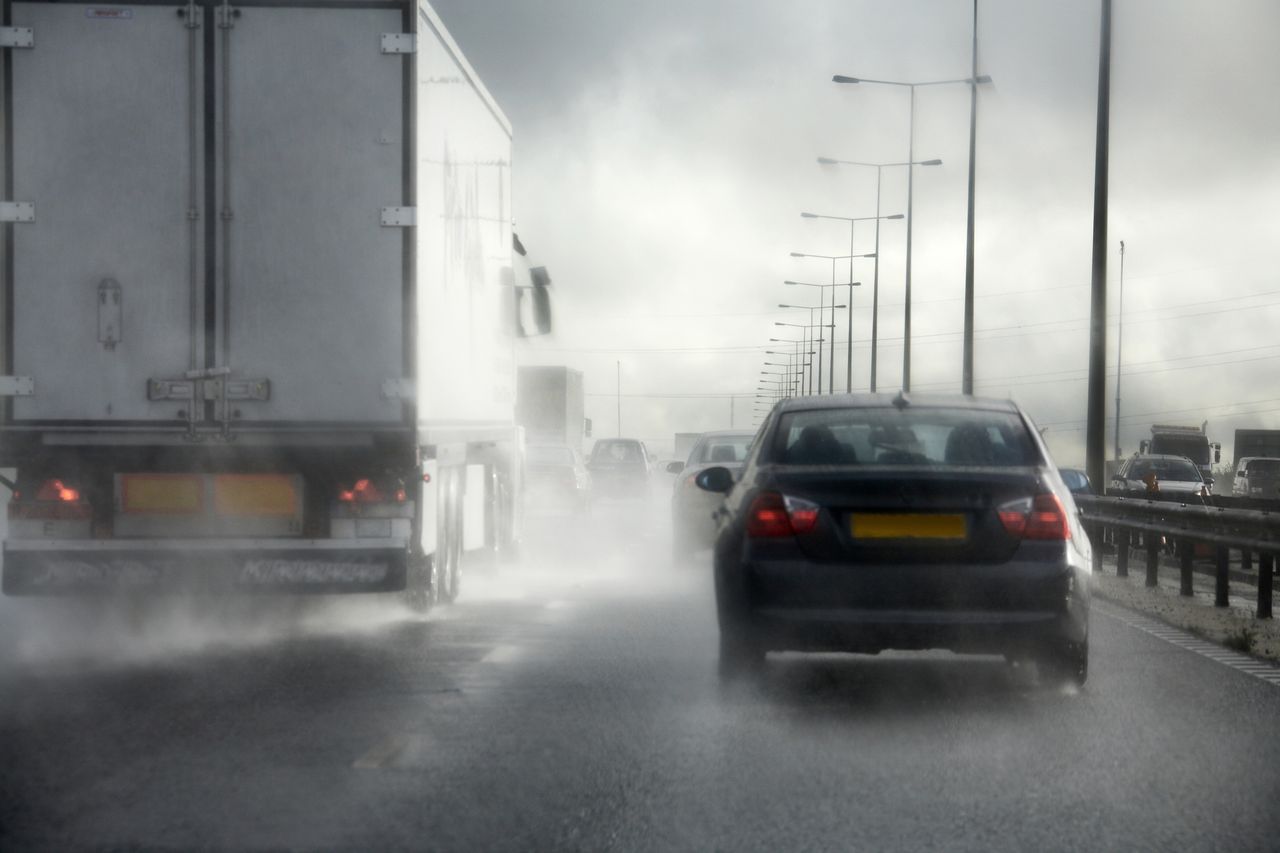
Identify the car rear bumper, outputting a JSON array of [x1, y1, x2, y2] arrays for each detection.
[[726, 558, 1089, 654], [2, 538, 409, 595], [748, 606, 1084, 655]]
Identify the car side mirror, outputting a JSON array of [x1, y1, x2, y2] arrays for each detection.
[[695, 466, 734, 494], [665, 461, 684, 474], [1205, 477, 1215, 487]]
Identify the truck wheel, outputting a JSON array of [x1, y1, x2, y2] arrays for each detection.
[[402, 554, 436, 614]]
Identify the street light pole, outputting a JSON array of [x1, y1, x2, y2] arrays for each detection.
[[832, 73, 991, 390], [816, 160, 937, 390], [1114, 239, 1125, 459]]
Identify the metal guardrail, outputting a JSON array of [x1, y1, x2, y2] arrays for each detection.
[[1077, 494, 1280, 619]]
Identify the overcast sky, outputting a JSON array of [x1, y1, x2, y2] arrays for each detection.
[[433, 0, 1280, 465]]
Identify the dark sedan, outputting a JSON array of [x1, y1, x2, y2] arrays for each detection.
[[698, 393, 1091, 685]]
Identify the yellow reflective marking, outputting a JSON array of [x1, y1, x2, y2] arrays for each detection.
[[213, 475, 298, 517], [851, 513, 967, 540], [121, 475, 203, 514]]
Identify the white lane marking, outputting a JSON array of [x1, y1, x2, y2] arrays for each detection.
[[352, 735, 411, 769], [481, 644, 522, 664], [1096, 601, 1280, 689]]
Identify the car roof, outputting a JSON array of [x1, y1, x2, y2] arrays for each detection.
[[769, 392, 1021, 415], [1128, 453, 1196, 462], [695, 430, 756, 439]]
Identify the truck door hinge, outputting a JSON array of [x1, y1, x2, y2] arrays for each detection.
[[380, 207, 416, 227], [0, 376, 34, 396], [381, 379, 415, 401], [381, 33, 416, 54], [0, 202, 35, 223], [0, 27, 34, 49]]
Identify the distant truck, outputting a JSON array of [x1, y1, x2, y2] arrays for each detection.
[[0, 0, 550, 606], [517, 367, 586, 452], [1139, 424, 1220, 480], [1233, 429, 1280, 469], [674, 433, 702, 464]]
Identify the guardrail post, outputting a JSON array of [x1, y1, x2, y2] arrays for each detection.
[[1146, 535, 1159, 587], [1259, 554, 1274, 620], [1178, 539, 1194, 596], [1214, 546, 1229, 608], [1116, 529, 1129, 577], [1242, 549, 1252, 571]]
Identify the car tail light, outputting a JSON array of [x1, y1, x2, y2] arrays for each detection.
[[746, 491, 820, 538], [998, 493, 1071, 541]]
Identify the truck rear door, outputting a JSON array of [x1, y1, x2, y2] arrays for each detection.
[[6, 1, 408, 427]]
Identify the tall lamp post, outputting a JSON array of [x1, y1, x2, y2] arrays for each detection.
[[800, 211, 903, 389], [814, 159, 938, 391], [786, 271, 868, 393], [831, 72, 991, 391], [769, 339, 813, 396], [780, 303, 845, 394], [789, 252, 875, 392], [1114, 239, 1125, 459]]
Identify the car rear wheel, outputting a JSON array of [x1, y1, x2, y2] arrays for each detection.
[[718, 630, 764, 680], [1039, 639, 1088, 687]]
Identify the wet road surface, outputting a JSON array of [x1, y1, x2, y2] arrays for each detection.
[[2, 502, 1279, 851]]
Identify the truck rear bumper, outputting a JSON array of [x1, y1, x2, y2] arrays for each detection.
[[2, 538, 409, 595]]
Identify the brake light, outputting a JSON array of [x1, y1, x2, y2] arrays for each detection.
[[36, 479, 80, 502], [998, 493, 1070, 540], [337, 478, 406, 504], [746, 492, 820, 538]]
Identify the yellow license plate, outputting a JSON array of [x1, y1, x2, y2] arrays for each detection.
[[213, 474, 299, 517], [120, 474, 204, 515], [851, 513, 967, 540]]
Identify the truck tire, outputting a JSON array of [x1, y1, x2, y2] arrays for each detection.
[[402, 553, 436, 614]]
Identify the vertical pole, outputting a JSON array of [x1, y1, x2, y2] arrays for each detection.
[[1085, 0, 1112, 497], [812, 308, 821, 395], [846, 223, 855, 393], [1114, 240, 1125, 458], [903, 86, 916, 392], [1178, 539, 1193, 597], [730, 396, 735, 428], [1146, 533, 1159, 587], [828, 288, 835, 394], [616, 360, 621, 437], [1214, 545, 1229, 607], [961, 0, 979, 395], [870, 171, 882, 393], [1242, 549, 1253, 571], [1258, 553, 1274, 620], [1116, 528, 1129, 577]]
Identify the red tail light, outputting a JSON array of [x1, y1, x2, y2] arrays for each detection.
[[337, 478, 407, 504], [9, 478, 92, 520], [747, 492, 820, 538], [998, 493, 1071, 541], [36, 479, 81, 502]]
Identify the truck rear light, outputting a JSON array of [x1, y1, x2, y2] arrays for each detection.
[[36, 479, 80, 502], [9, 479, 92, 520], [336, 478, 407, 504], [747, 492, 820, 538], [998, 493, 1071, 541]]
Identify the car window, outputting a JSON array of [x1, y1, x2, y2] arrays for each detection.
[[770, 408, 1041, 467], [1248, 459, 1280, 476], [693, 436, 754, 464], [592, 441, 643, 463]]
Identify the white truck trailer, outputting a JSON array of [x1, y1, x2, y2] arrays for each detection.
[[0, 0, 548, 606]]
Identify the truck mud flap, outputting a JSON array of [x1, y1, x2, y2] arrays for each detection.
[[2, 547, 407, 595]]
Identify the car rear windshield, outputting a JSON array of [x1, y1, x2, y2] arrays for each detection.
[[770, 407, 1042, 467], [691, 435, 754, 464], [1246, 459, 1280, 476], [1127, 458, 1201, 481], [591, 440, 644, 463]]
